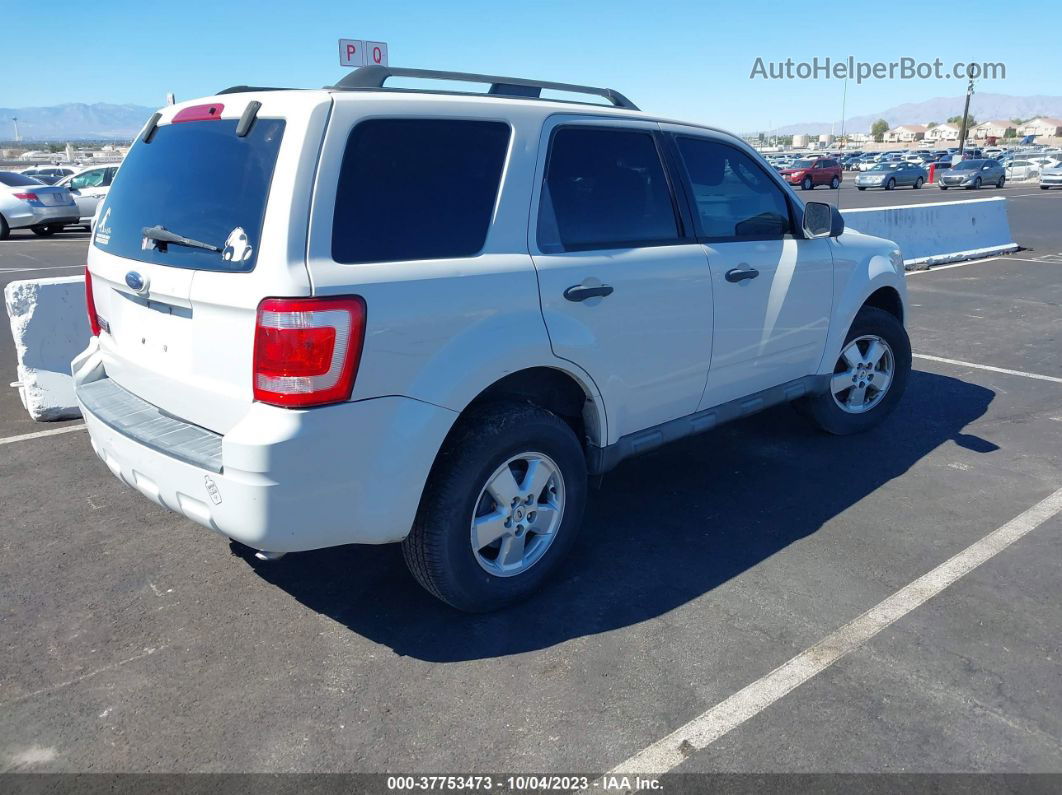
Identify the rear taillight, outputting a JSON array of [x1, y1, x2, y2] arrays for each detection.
[[13, 192, 38, 201], [85, 267, 102, 337], [252, 296, 366, 407]]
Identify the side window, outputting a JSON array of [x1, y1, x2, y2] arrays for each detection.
[[675, 137, 792, 242], [538, 127, 680, 253], [332, 119, 511, 264], [70, 170, 105, 189], [103, 167, 118, 186]]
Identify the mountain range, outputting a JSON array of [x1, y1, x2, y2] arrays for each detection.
[[3, 93, 1062, 141], [770, 93, 1062, 136]]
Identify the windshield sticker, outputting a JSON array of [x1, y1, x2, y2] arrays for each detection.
[[222, 227, 253, 264], [94, 208, 112, 246]]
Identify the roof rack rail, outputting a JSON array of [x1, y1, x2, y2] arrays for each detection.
[[216, 85, 294, 95], [330, 65, 639, 111]]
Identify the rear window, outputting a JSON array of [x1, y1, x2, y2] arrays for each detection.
[[0, 172, 44, 187], [93, 117, 285, 271], [332, 119, 511, 264]]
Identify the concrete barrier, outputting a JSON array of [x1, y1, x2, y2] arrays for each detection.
[[4, 276, 89, 421], [843, 196, 1018, 270]]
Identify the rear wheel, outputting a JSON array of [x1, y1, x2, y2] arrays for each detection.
[[0, 214, 9, 240], [797, 307, 911, 435], [830, 176, 840, 189], [31, 224, 63, 236], [403, 402, 587, 612]]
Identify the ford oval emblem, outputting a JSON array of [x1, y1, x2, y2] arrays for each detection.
[[125, 271, 149, 294]]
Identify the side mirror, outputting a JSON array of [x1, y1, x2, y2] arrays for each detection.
[[802, 201, 842, 238]]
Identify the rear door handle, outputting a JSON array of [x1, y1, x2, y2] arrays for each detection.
[[725, 267, 759, 283], [564, 283, 614, 302]]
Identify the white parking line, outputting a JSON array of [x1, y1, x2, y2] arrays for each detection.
[[914, 354, 1062, 384], [0, 424, 86, 446], [0, 265, 85, 273], [606, 485, 1062, 776]]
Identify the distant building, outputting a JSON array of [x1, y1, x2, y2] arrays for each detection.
[[973, 120, 1016, 139], [1017, 117, 1062, 138], [792, 134, 810, 147], [925, 122, 961, 142], [884, 124, 927, 143], [847, 132, 871, 143]]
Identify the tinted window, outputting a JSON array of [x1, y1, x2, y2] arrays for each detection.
[[676, 137, 792, 241], [0, 171, 44, 187], [538, 127, 680, 252], [93, 118, 285, 272], [332, 119, 510, 264], [70, 169, 106, 189]]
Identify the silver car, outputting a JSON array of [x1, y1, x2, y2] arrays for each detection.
[[938, 159, 1006, 190], [854, 161, 928, 190], [0, 171, 80, 239], [1040, 163, 1062, 190]]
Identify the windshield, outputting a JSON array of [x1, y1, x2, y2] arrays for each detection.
[[871, 163, 900, 171], [953, 161, 981, 170], [93, 117, 285, 272], [792, 159, 816, 168], [0, 172, 46, 187]]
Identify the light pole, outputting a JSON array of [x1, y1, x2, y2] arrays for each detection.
[[958, 78, 974, 156], [11, 117, 20, 143]]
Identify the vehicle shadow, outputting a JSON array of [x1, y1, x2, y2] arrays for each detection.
[[236, 370, 997, 662]]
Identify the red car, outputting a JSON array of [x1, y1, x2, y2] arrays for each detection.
[[781, 157, 843, 190]]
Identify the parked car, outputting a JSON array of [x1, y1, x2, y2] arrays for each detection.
[[20, 166, 76, 184], [780, 157, 843, 189], [1039, 163, 1062, 189], [1004, 159, 1041, 181], [855, 161, 928, 190], [74, 66, 911, 611], [57, 165, 120, 229], [0, 171, 79, 239], [937, 159, 1006, 189]]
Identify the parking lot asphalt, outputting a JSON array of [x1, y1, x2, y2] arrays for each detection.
[[1, 194, 1061, 775]]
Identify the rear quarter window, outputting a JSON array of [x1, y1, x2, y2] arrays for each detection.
[[331, 119, 511, 264]]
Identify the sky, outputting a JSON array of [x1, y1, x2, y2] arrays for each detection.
[[6, 0, 1061, 131]]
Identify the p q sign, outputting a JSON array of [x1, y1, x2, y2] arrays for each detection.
[[340, 39, 388, 67]]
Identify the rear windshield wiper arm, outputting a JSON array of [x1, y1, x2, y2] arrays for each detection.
[[142, 225, 221, 253]]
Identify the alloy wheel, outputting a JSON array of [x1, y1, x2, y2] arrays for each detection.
[[831, 335, 895, 414]]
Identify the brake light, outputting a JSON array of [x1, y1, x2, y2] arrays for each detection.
[[172, 103, 224, 123], [253, 296, 366, 407], [13, 192, 38, 201], [84, 267, 102, 337]]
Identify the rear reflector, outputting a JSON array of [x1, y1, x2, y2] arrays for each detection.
[[253, 296, 366, 407], [85, 267, 102, 337], [172, 103, 225, 123]]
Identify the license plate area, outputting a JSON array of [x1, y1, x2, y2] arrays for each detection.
[[108, 290, 194, 375]]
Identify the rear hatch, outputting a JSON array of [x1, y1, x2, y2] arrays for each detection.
[[86, 91, 332, 433]]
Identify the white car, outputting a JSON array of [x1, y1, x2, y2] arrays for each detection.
[[1004, 159, 1041, 181], [1040, 163, 1062, 189], [57, 165, 121, 229], [74, 66, 911, 611], [0, 171, 80, 238], [19, 165, 77, 184]]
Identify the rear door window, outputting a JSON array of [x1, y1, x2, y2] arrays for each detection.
[[331, 119, 511, 264], [537, 127, 681, 252], [93, 117, 285, 271]]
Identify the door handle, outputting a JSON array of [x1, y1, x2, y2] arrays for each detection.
[[725, 267, 759, 283], [564, 283, 614, 302]]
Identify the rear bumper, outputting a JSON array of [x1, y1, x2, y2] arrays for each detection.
[[6, 203, 79, 229], [72, 339, 458, 552]]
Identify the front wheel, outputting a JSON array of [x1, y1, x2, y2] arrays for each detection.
[[0, 214, 9, 240], [403, 402, 587, 612], [914, 177, 924, 189], [996, 176, 1005, 188], [796, 307, 911, 435], [885, 178, 896, 190], [940, 185, 949, 190], [967, 177, 982, 190], [857, 186, 866, 191], [802, 176, 814, 190], [1042, 186, 1051, 190]]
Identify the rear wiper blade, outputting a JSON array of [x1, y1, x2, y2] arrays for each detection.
[[142, 225, 221, 253]]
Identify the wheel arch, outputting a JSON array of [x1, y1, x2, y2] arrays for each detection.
[[862, 285, 904, 323]]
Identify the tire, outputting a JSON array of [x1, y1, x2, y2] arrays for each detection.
[[967, 177, 982, 190], [857, 186, 866, 191], [0, 214, 9, 240], [31, 225, 57, 237], [940, 185, 949, 190], [1042, 186, 1050, 190], [796, 306, 911, 436], [885, 178, 896, 190], [914, 177, 924, 189], [830, 176, 840, 189], [403, 401, 587, 612], [996, 176, 1005, 188], [802, 176, 813, 190]]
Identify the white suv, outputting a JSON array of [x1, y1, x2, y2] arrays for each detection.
[[74, 66, 910, 611]]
